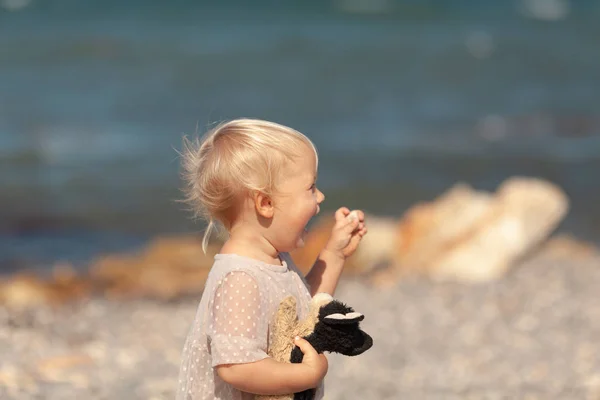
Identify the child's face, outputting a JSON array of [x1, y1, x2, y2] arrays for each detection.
[[270, 145, 324, 252]]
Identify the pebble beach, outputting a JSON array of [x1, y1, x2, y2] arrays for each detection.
[[2, 241, 599, 400]]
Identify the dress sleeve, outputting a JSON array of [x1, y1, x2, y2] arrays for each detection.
[[207, 270, 270, 367]]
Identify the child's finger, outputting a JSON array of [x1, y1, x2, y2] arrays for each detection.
[[294, 336, 317, 356], [334, 207, 350, 222]]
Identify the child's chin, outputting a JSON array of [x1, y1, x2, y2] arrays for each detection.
[[295, 230, 308, 248]]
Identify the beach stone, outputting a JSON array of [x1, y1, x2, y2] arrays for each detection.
[[540, 234, 600, 260], [0, 274, 55, 309], [391, 177, 568, 283], [585, 374, 600, 400], [0, 264, 92, 310], [395, 182, 495, 270], [36, 354, 94, 382], [0, 364, 39, 396], [428, 177, 568, 282], [89, 235, 216, 300]]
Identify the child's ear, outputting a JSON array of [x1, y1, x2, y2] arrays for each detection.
[[254, 191, 274, 218]]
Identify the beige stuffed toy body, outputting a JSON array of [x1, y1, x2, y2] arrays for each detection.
[[256, 293, 373, 400]]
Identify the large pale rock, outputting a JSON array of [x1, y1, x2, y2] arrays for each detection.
[[423, 177, 569, 283], [395, 183, 496, 269]]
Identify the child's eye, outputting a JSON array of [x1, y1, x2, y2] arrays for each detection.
[[309, 184, 316, 191]]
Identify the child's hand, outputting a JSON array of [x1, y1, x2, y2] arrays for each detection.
[[323, 207, 368, 260], [294, 336, 328, 387]]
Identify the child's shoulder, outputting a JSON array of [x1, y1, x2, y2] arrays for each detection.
[[202, 254, 275, 304], [206, 253, 271, 284], [205, 252, 300, 287]]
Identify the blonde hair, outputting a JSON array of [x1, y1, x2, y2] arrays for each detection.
[[181, 118, 318, 252]]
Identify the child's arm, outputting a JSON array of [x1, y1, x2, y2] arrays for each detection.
[[305, 246, 346, 296], [217, 337, 327, 395], [305, 208, 367, 296], [207, 271, 327, 395]]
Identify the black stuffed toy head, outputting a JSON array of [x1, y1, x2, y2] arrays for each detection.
[[289, 298, 373, 400], [314, 300, 373, 356]]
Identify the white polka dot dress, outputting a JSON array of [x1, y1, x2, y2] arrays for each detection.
[[176, 253, 324, 400]]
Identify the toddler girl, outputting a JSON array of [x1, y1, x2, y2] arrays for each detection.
[[176, 119, 367, 400]]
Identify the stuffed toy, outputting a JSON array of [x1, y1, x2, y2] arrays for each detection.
[[256, 293, 373, 400]]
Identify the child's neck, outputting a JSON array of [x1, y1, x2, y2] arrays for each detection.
[[220, 226, 282, 266]]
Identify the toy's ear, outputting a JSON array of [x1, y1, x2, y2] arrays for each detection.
[[323, 311, 364, 325], [311, 293, 333, 308], [275, 296, 299, 330]]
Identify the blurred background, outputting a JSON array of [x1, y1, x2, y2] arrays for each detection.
[[2, 1, 600, 399], [1, 0, 599, 273]]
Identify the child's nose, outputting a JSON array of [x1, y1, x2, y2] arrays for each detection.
[[317, 189, 325, 203]]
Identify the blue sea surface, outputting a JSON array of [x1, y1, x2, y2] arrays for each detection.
[[1, 0, 599, 268]]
